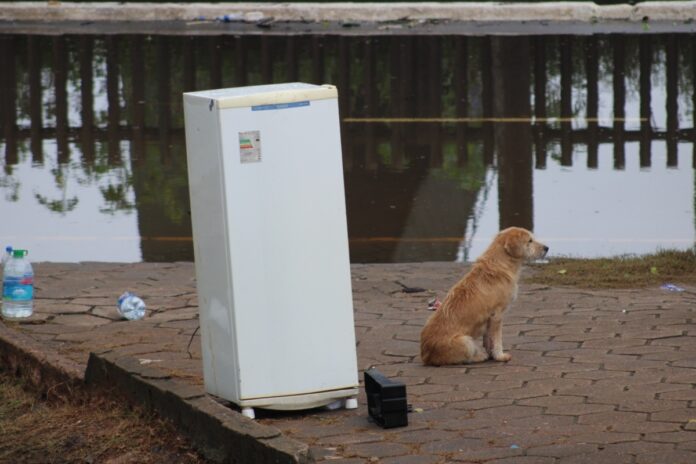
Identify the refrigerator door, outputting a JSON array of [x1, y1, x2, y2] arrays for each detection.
[[219, 97, 357, 400]]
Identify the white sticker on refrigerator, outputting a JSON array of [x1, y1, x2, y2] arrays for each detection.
[[239, 131, 261, 163]]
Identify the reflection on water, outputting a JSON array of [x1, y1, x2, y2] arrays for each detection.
[[0, 34, 694, 263]]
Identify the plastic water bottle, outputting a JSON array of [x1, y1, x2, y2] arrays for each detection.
[[1, 246, 12, 282], [1, 246, 12, 266], [2, 249, 34, 319], [117, 292, 146, 320]]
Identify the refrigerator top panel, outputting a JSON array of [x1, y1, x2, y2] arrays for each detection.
[[184, 83, 337, 109]]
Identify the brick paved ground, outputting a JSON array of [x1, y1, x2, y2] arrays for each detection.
[[6, 262, 696, 463]]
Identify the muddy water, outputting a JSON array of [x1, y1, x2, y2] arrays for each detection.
[[0, 34, 693, 262]]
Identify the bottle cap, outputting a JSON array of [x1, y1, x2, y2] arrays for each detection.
[[5, 246, 11, 253], [12, 250, 26, 258]]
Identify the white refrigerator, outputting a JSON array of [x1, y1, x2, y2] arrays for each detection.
[[183, 83, 359, 419]]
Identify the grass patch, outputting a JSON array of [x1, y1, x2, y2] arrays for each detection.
[[526, 249, 696, 289], [0, 372, 204, 464]]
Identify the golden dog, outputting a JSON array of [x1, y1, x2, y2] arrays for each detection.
[[420, 227, 548, 366]]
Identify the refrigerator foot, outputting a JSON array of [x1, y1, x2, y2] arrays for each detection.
[[325, 399, 344, 411], [345, 397, 358, 410], [241, 407, 255, 419]]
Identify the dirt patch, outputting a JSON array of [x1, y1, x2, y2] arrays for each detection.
[[526, 249, 696, 289], [0, 371, 205, 464]]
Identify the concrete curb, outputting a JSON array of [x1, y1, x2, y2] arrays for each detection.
[[0, 321, 310, 463], [85, 352, 311, 464], [2, 1, 696, 23], [0, 322, 84, 402]]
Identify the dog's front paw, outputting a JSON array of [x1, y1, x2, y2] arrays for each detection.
[[494, 352, 512, 362]]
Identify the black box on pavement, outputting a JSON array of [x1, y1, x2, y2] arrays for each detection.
[[364, 368, 408, 428]]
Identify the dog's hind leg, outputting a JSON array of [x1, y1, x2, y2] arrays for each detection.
[[449, 335, 488, 364]]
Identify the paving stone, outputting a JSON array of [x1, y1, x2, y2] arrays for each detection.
[[571, 431, 641, 444], [517, 395, 585, 408], [636, 450, 696, 464], [602, 440, 676, 455], [515, 340, 580, 352], [420, 437, 485, 454], [483, 456, 556, 464], [642, 431, 696, 443], [344, 442, 412, 459], [315, 432, 385, 446], [447, 445, 523, 462], [560, 450, 634, 464], [563, 369, 632, 381], [381, 455, 442, 464], [616, 399, 688, 413], [545, 402, 616, 416], [657, 389, 696, 401], [450, 398, 514, 411], [388, 429, 460, 445], [527, 442, 600, 457], [33, 301, 91, 314], [650, 408, 696, 423], [52, 314, 113, 326]]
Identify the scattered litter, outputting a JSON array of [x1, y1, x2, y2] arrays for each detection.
[[428, 298, 441, 311], [117, 291, 146, 320], [557, 269, 567, 275], [642, 18, 650, 32], [256, 17, 275, 28], [660, 283, 684, 292], [413, 407, 424, 413], [217, 13, 245, 22], [510, 444, 520, 449], [138, 359, 162, 365], [622, 309, 627, 313], [650, 266, 659, 275], [215, 12, 271, 23], [397, 281, 426, 293]]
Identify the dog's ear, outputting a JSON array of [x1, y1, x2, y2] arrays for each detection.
[[503, 231, 525, 259]]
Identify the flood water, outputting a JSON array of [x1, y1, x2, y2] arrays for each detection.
[[0, 33, 694, 263]]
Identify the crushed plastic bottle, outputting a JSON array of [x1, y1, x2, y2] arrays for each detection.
[[660, 283, 685, 292], [2, 249, 34, 319], [117, 292, 146, 321]]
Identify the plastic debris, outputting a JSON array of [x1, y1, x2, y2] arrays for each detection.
[[428, 298, 442, 311], [660, 283, 684, 292], [510, 444, 520, 449], [217, 13, 244, 22], [138, 359, 162, 365], [557, 269, 567, 275], [117, 291, 147, 320]]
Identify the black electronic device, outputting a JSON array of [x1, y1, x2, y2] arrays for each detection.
[[364, 368, 408, 429]]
